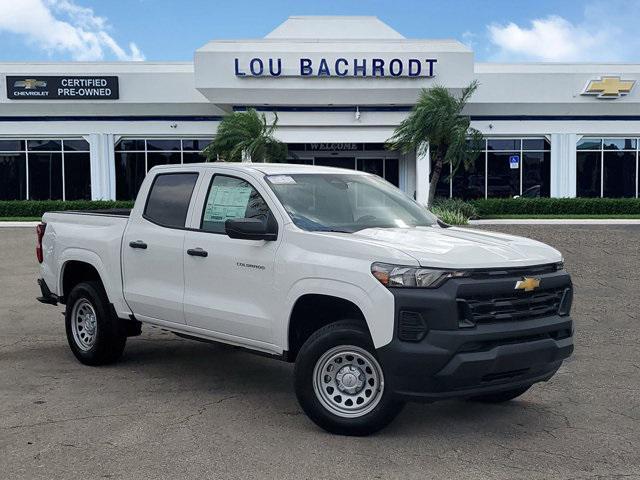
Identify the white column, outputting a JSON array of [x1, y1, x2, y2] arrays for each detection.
[[550, 133, 578, 198], [415, 143, 430, 205], [85, 133, 117, 200]]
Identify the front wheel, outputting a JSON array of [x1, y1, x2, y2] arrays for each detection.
[[294, 320, 404, 436], [65, 281, 127, 366]]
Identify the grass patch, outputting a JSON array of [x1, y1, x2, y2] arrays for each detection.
[[481, 214, 640, 219], [0, 217, 42, 222]]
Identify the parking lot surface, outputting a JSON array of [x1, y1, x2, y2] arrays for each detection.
[[1, 225, 639, 479]]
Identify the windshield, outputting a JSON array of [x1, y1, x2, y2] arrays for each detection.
[[265, 173, 437, 233]]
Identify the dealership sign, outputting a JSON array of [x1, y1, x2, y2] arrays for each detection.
[[234, 57, 437, 78], [582, 76, 635, 99], [6, 76, 119, 100]]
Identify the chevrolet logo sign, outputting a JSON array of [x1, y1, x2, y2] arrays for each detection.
[[515, 277, 540, 292], [583, 76, 635, 98], [14, 79, 47, 89]]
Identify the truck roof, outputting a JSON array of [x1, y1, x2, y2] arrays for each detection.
[[149, 162, 370, 176]]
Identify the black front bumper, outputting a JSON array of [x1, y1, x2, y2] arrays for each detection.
[[376, 269, 574, 401]]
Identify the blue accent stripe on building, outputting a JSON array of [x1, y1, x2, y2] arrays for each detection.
[[2, 112, 640, 122], [469, 115, 640, 121], [233, 105, 413, 113], [0, 115, 224, 122], [234, 106, 640, 120]]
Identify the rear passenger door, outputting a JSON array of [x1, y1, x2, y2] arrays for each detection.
[[122, 171, 199, 325]]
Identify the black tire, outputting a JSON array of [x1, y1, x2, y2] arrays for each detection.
[[468, 385, 531, 403], [294, 320, 404, 436], [65, 281, 127, 366]]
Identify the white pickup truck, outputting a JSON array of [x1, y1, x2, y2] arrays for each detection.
[[36, 163, 574, 435]]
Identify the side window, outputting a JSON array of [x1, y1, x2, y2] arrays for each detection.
[[144, 173, 198, 228], [201, 175, 271, 233]]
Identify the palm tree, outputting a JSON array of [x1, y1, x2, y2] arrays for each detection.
[[203, 108, 287, 163], [386, 81, 483, 207]]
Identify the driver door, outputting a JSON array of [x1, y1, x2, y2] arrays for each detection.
[[183, 170, 282, 348]]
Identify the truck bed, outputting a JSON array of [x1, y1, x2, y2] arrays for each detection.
[[51, 209, 132, 217], [40, 209, 130, 314]]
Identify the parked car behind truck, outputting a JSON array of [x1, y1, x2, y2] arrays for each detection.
[[37, 163, 574, 435]]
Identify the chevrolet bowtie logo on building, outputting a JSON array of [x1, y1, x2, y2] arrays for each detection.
[[514, 277, 541, 292], [14, 79, 47, 89], [583, 76, 635, 99]]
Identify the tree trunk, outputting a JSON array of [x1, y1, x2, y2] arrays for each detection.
[[427, 154, 443, 209]]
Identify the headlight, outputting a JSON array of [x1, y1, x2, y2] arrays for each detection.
[[371, 262, 468, 288]]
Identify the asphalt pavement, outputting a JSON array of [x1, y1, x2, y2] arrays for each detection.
[[1, 225, 639, 479]]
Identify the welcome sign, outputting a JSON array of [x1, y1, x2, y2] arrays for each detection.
[[234, 57, 437, 78]]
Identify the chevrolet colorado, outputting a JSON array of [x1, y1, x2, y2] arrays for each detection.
[[36, 163, 574, 435]]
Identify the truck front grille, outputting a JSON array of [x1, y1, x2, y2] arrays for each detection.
[[458, 287, 569, 324]]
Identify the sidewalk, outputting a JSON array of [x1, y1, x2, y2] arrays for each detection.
[[0, 221, 40, 228]]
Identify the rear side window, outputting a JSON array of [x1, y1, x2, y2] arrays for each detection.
[[144, 173, 198, 228]]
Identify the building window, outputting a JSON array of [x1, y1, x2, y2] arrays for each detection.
[[114, 138, 213, 200], [576, 138, 638, 198], [435, 137, 551, 199], [0, 138, 90, 201]]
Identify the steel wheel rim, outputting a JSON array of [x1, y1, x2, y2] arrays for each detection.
[[71, 299, 98, 351], [313, 345, 384, 418]]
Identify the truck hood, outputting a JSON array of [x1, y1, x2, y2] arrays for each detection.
[[346, 226, 562, 269]]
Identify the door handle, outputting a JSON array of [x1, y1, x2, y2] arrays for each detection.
[[129, 240, 148, 249], [187, 248, 208, 257]]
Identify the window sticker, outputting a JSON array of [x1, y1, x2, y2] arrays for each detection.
[[267, 175, 297, 185], [203, 185, 252, 222]]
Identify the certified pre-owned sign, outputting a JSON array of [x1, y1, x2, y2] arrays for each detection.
[[6, 76, 119, 100]]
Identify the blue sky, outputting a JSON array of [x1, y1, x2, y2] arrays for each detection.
[[1, 0, 639, 62]]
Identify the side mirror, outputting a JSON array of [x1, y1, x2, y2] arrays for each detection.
[[225, 218, 277, 241]]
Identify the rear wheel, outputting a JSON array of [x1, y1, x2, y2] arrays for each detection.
[[294, 320, 404, 436], [468, 385, 531, 403], [65, 281, 127, 366]]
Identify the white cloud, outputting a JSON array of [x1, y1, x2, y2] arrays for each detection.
[[486, 1, 640, 62], [0, 0, 145, 61]]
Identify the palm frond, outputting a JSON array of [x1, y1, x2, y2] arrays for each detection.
[[203, 108, 287, 162], [386, 81, 483, 173]]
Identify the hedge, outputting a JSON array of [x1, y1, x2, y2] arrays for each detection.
[[0, 200, 134, 218], [468, 198, 640, 216], [1, 197, 639, 218]]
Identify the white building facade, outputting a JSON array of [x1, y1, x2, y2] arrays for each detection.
[[1, 16, 639, 203]]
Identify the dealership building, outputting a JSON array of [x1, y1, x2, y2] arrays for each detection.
[[1, 16, 639, 203]]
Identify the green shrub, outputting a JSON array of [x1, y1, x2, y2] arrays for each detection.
[[469, 198, 640, 216], [432, 197, 478, 219], [0, 200, 134, 218], [431, 206, 469, 225]]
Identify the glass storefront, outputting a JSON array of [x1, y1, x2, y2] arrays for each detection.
[[0, 138, 90, 200], [434, 137, 551, 199], [285, 143, 401, 187], [577, 138, 638, 198], [115, 138, 212, 200]]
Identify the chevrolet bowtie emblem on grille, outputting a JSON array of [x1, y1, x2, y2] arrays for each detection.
[[515, 277, 540, 292], [583, 76, 635, 98], [14, 79, 47, 89]]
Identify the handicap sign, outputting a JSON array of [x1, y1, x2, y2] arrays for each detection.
[[509, 155, 520, 169]]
